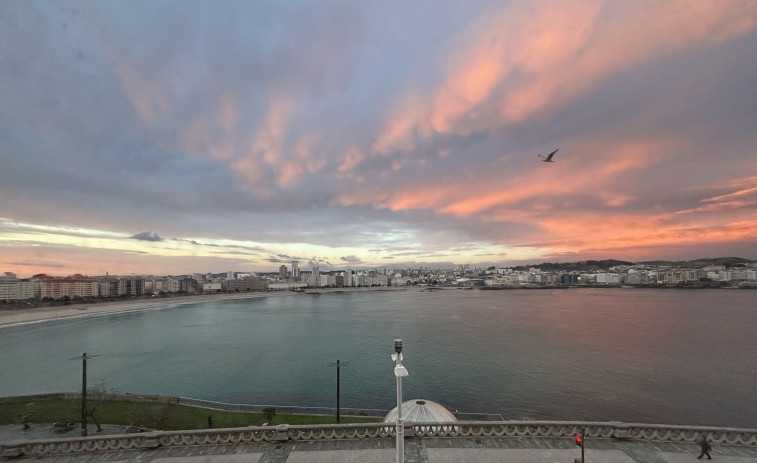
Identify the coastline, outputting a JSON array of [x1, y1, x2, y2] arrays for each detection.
[[0, 286, 413, 329]]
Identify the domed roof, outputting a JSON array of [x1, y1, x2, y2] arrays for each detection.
[[384, 399, 458, 423]]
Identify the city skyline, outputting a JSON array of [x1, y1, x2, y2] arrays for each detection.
[[2, 1, 757, 278]]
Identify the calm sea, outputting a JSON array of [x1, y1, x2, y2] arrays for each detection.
[[1, 288, 755, 427]]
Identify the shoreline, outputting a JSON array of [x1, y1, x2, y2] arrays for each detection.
[[0, 287, 412, 329], [2, 283, 750, 328]]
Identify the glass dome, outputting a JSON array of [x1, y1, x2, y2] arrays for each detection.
[[384, 399, 458, 423]]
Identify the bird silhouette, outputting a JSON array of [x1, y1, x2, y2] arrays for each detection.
[[537, 149, 558, 162]]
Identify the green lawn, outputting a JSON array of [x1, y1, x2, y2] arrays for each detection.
[[0, 398, 381, 431]]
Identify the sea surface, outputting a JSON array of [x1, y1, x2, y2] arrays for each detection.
[[1, 287, 755, 427]]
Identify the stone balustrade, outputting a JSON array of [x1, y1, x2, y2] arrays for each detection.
[[2, 421, 756, 459]]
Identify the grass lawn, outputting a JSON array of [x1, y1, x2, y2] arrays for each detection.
[[0, 398, 381, 431]]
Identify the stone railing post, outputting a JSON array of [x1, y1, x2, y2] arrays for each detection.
[[139, 431, 162, 449], [611, 421, 631, 439], [274, 424, 291, 441]]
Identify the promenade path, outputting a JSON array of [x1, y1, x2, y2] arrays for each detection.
[[4, 434, 757, 462]]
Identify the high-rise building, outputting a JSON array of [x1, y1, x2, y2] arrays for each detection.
[[292, 260, 300, 280], [279, 265, 288, 279]]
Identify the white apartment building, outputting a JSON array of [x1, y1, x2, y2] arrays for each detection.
[[203, 282, 222, 292], [0, 273, 17, 300]]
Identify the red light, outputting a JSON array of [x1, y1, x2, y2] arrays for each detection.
[[575, 435, 583, 447]]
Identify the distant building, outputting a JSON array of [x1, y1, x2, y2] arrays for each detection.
[[0, 272, 34, 300], [34, 274, 99, 299], [119, 278, 145, 296], [291, 260, 300, 280], [222, 276, 268, 292], [97, 278, 120, 297], [180, 278, 198, 294], [279, 265, 288, 279], [203, 282, 222, 292], [269, 281, 307, 290]]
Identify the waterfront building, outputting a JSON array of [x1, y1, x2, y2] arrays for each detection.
[[596, 273, 621, 284], [97, 277, 120, 297], [164, 277, 181, 293], [268, 281, 307, 290], [180, 278, 198, 294], [0, 273, 17, 300], [279, 265, 288, 279], [485, 276, 512, 286], [391, 276, 413, 286], [221, 276, 268, 292], [119, 277, 145, 297], [34, 274, 99, 299], [144, 277, 168, 294], [202, 282, 222, 292]]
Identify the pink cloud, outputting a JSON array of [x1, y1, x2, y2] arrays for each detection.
[[371, 0, 757, 152], [277, 161, 304, 188], [116, 63, 170, 122], [231, 155, 262, 187], [338, 146, 364, 176], [253, 96, 293, 166]]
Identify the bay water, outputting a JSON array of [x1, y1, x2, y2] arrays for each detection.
[[1, 287, 755, 427]]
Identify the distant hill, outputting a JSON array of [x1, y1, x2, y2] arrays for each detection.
[[513, 257, 753, 272], [636, 257, 754, 267], [512, 259, 633, 271]]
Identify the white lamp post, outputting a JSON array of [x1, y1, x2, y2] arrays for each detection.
[[392, 339, 408, 463]]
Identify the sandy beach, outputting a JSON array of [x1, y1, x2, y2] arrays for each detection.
[[0, 287, 412, 329], [0, 292, 283, 328]]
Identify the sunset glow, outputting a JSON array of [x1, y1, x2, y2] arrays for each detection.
[[1, 1, 756, 277]]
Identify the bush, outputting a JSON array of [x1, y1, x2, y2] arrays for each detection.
[[262, 407, 276, 424]]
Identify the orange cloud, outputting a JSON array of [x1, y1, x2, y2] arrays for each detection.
[[230, 95, 293, 187], [275, 133, 322, 187], [372, 94, 427, 155], [522, 212, 757, 258], [371, 0, 757, 153], [338, 146, 364, 176], [251, 95, 293, 166]]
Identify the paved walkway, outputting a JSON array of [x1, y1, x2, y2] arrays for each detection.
[[4, 435, 757, 462]]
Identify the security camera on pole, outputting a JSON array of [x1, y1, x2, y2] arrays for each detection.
[[392, 339, 408, 463]]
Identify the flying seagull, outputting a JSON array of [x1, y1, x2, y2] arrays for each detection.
[[538, 149, 559, 162]]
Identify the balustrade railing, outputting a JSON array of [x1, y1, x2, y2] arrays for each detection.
[[3, 421, 757, 459]]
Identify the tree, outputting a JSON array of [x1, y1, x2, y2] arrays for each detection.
[[262, 407, 276, 424], [86, 380, 119, 432]]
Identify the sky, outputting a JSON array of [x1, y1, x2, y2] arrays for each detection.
[[1, 0, 757, 278]]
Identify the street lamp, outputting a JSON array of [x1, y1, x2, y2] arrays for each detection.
[[392, 339, 408, 463], [328, 360, 349, 423], [70, 352, 99, 436]]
